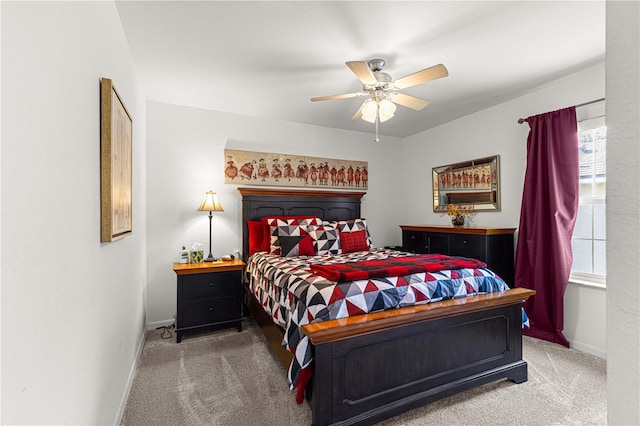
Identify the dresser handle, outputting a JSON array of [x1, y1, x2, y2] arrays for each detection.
[[209, 282, 214, 286], [209, 306, 214, 312], [462, 240, 468, 244]]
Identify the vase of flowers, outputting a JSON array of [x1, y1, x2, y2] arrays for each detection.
[[446, 204, 472, 227], [451, 215, 465, 226]]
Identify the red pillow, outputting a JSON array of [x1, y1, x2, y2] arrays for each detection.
[[247, 220, 267, 255], [261, 225, 271, 252], [339, 229, 370, 254]]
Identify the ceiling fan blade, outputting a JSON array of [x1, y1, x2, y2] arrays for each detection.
[[393, 64, 449, 90], [346, 61, 377, 86], [351, 101, 366, 121], [310, 92, 363, 102], [388, 93, 431, 110]]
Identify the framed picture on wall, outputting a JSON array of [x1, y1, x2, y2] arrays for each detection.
[[224, 149, 368, 191], [432, 155, 500, 212], [100, 77, 133, 242]]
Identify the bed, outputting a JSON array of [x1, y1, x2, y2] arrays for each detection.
[[240, 187, 535, 426]]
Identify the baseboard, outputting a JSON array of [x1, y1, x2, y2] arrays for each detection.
[[569, 339, 607, 360], [114, 321, 147, 425]]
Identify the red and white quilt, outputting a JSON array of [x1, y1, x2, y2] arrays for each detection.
[[246, 248, 510, 403]]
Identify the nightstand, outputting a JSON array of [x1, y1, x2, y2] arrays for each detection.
[[173, 259, 245, 343]]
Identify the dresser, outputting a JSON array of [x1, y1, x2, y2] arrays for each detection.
[[173, 259, 245, 342], [400, 225, 516, 286]]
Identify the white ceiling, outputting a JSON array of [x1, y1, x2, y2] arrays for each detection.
[[115, 1, 605, 138]]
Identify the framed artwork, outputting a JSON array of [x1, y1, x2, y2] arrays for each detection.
[[100, 78, 133, 242], [224, 149, 368, 191], [432, 155, 500, 212]]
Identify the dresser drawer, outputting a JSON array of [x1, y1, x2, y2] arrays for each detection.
[[426, 233, 449, 254], [449, 234, 486, 261], [181, 271, 241, 299], [403, 231, 428, 253], [180, 296, 240, 328]]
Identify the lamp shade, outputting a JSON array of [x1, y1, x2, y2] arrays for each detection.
[[197, 191, 224, 212]]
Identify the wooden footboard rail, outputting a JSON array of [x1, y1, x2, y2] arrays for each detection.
[[303, 288, 535, 344], [301, 288, 535, 426]]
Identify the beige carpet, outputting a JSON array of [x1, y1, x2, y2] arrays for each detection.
[[121, 318, 606, 426]]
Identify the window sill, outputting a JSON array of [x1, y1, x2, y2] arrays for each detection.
[[568, 277, 606, 289]]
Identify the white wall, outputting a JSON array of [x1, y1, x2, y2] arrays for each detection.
[[564, 282, 606, 357], [400, 63, 606, 357], [1, 2, 147, 424], [146, 102, 403, 326], [606, 2, 640, 424]]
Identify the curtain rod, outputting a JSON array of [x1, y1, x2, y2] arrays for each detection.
[[517, 98, 606, 124]]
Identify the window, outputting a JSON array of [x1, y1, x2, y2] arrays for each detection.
[[571, 115, 606, 285]]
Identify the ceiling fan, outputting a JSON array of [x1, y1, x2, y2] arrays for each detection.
[[311, 59, 449, 126]]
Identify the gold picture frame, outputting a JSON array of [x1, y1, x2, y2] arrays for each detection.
[[432, 155, 500, 212], [100, 78, 132, 242]]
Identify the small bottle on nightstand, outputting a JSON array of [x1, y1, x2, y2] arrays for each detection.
[[178, 246, 189, 264]]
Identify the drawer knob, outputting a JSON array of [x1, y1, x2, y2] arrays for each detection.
[[209, 307, 214, 312], [209, 282, 214, 286], [462, 240, 468, 244]]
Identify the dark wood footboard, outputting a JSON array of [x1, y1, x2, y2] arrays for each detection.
[[303, 288, 534, 426]]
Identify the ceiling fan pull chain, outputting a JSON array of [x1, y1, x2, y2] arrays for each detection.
[[374, 113, 380, 142]]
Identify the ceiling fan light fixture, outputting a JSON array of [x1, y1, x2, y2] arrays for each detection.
[[361, 99, 378, 123], [378, 98, 396, 122]]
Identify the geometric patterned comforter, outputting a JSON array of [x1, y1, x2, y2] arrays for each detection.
[[246, 248, 511, 403]]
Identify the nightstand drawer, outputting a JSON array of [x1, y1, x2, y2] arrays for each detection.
[[181, 296, 240, 328], [182, 271, 241, 299]]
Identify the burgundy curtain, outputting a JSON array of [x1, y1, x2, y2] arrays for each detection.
[[515, 106, 578, 348]]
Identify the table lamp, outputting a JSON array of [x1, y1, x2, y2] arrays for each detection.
[[197, 191, 224, 261]]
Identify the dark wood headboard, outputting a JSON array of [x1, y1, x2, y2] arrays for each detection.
[[238, 187, 364, 260]]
